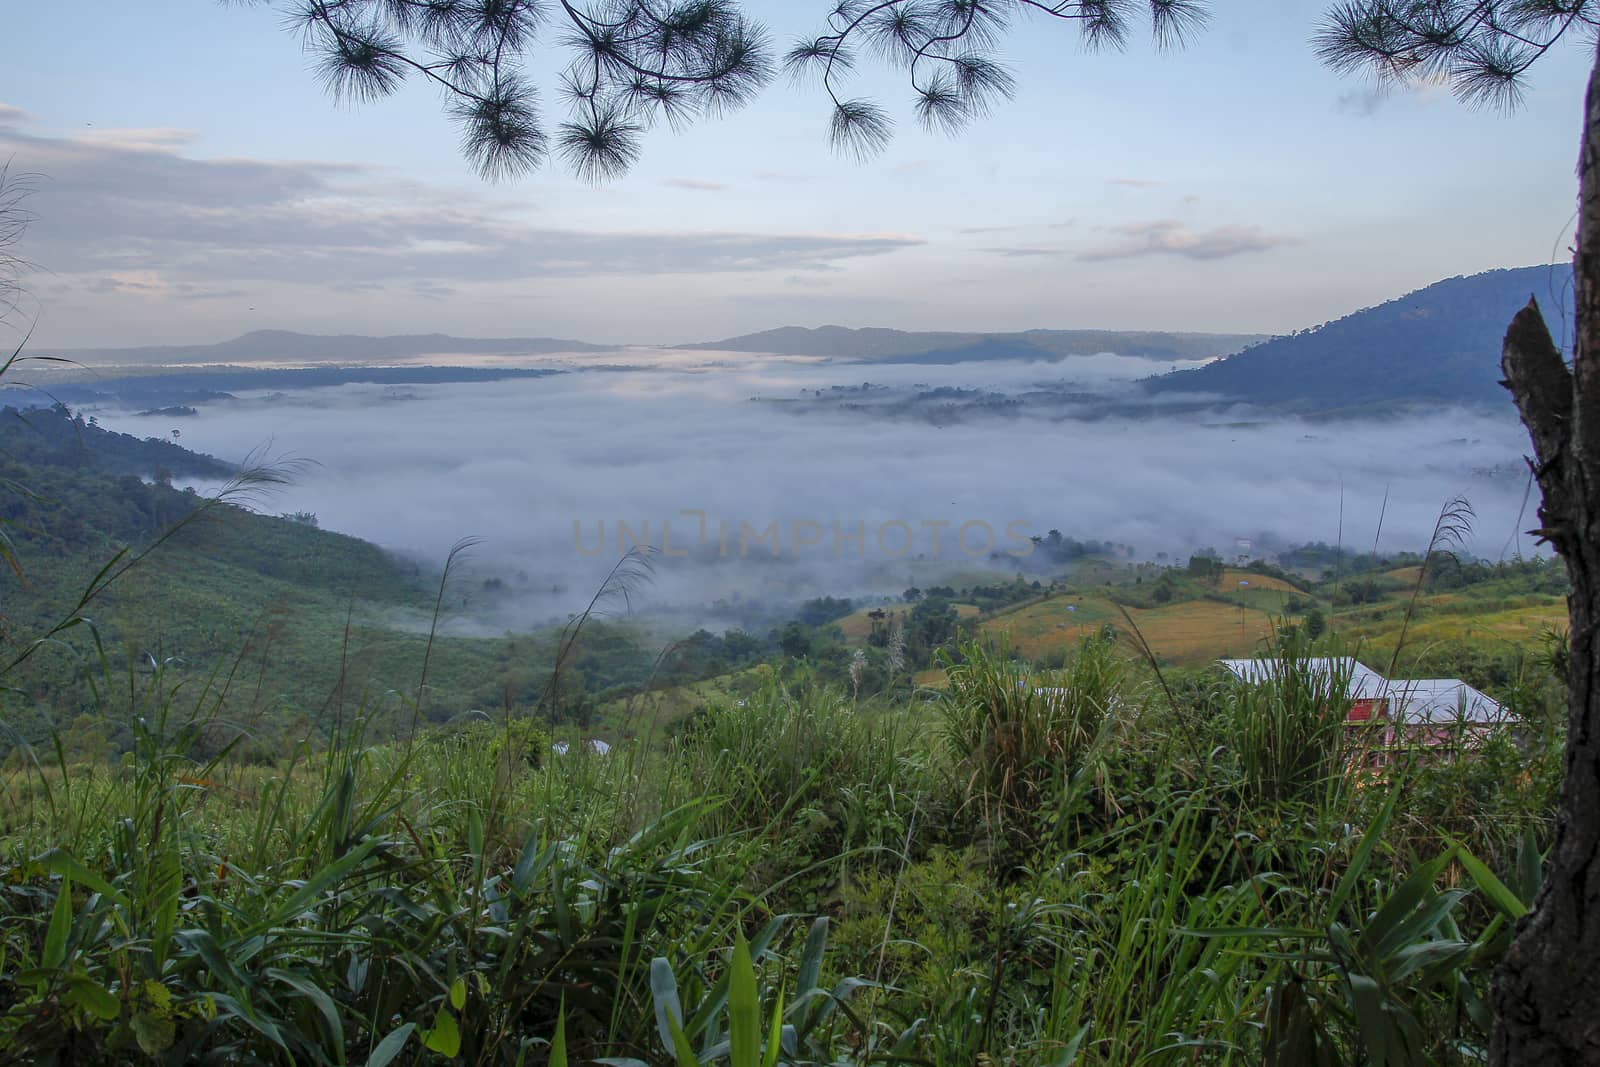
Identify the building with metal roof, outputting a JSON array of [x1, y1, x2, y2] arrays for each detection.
[[1218, 658, 1504, 727]]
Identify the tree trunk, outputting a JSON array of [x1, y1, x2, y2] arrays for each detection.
[[1490, 41, 1600, 1067]]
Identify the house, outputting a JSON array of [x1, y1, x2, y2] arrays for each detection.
[[551, 738, 612, 756], [1218, 657, 1507, 761]]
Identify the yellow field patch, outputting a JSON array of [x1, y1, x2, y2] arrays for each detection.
[[1341, 602, 1567, 647], [979, 594, 1282, 666], [1221, 568, 1300, 594], [978, 596, 1118, 658], [1118, 600, 1282, 666]]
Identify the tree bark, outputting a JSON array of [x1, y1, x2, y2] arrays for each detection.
[[1490, 41, 1600, 1067]]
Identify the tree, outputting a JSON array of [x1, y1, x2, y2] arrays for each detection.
[[1318, 5, 1600, 1063], [256, 0, 1204, 179], [1303, 605, 1326, 640], [1187, 552, 1223, 585]]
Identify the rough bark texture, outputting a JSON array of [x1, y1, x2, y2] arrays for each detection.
[[1489, 42, 1600, 1067]]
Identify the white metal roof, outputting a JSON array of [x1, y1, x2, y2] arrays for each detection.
[[1219, 659, 1506, 725], [551, 738, 612, 755], [1385, 679, 1505, 725], [1218, 657, 1388, 700]]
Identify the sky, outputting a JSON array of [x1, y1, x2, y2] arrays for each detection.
[[3, 0, 1594, 348]]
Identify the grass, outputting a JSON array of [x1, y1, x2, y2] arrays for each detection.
[[0, 617, 1562, 1066]]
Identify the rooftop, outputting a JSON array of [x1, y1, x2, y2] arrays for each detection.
[[1218, 658, 1506, 726]]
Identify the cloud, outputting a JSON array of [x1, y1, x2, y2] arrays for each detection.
[[0, 103, 27, 127], [81, 273, 247, 301], [0, 119, 921, 299], [89, 359, 1536, 628], [662, 177, 728, 191], [1336, 88, 1387, 117], [981, 246, 1066, 258], [1077, 219, 1295, 262], [959, 220, 1075, 236], [1109, 177, 1161, 188], [78, 127, 201, 151], [1336, 75, 1451, 116]]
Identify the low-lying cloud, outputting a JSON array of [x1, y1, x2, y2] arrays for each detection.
[[89, 358, 1537, 629]]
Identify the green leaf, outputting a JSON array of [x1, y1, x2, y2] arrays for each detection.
[[250, 837, 380, 935], [761, 987, 783, 1067], [665, 1008, 702, 1067], [131, 1011, 176, 1055], [423, 1005, 461, 1058], [728, 930, 759, 1067], [1517, 825, 1543, 904], [796, 917, 827, 998], [651, 956, 685, 1056], [150, 851, 181, 973], [1348, 973, 1391, 1067], [449, 976, 467, 1012], [1457, 845, 1530, 919], [1329, 789, 1399, 919], [550, 997, 568, 1067], [268, 967, 345, 1049], [30, 848, 124, 906], [467, 806, 484, 861], [365, 1023, 415, 1067], [1052, 1023, 1090, 1066], [64, 976, 120, 1021], [43, 876, 72, 970]]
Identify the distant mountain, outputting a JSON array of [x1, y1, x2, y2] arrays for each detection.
[[1145, 265, 1574, 412], [678, 325, 1263, 362], [49, 329, 615, 366]]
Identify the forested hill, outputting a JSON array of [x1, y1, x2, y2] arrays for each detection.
[[1143, 265, 1573, 411], [0, 404, 439, 749], [0, 404, 419, 599], [1, 404, 234, 480], [678, 325, 1262, 362]]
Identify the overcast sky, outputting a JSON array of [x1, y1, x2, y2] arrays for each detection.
[[4, 0, 1592, 348]]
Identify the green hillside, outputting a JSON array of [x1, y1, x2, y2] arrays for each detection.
[[0, 406, 657, 754], [1144, 265, 1574, 410]]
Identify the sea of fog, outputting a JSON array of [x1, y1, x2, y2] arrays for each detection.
[[88, 351, 1540, 627]]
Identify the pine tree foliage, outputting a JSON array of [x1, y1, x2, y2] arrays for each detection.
[[1315, 0, 1600, 109], [247, 0, 1205, 179]]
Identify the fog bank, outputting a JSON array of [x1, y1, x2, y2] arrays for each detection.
[[90, 354, 1536, 627]]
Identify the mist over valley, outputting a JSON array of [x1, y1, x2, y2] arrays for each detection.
[[73, 335, 1540, 632]]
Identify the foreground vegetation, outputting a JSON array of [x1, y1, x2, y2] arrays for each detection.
[[0, 623, 1563, 1065]]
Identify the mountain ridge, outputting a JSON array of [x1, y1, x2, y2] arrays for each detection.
[[1143, 265, 1574, 411], [47, 329, 615, 365], [676, 324, 1263, 362]]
